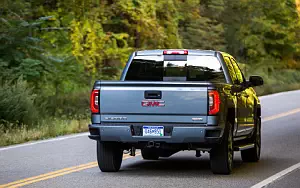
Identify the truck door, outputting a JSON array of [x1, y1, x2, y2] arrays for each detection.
[[223, 56, 245, 136], [230, 58, 255, 136]]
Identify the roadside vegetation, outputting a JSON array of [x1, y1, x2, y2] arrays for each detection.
[[0, 0, 300, 146], [0, 119, 89, 146]]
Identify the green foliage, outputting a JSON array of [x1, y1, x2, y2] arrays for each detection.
[[0, 78, 38, 127], [178, 0, 226, 50], [1, 0, 300, 137], [223, 0, 300, 63], [0, 118, 89, 146], [241, 63, 300, 96], [37, 84, 90, 118], [0, 14, 56, 84], [156, 0, 182, 48], [106, 0, 163, 48]]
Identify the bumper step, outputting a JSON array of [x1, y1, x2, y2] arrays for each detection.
[[234, 143, 255, 151]]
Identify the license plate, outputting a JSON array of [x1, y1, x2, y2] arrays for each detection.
[[143, 126, 164, 136]]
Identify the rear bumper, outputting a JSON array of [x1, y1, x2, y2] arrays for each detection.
[[88, 124, 224, 144]]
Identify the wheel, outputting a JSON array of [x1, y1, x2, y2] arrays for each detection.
[[97, 141, 123, 172], [141, 148, 159, 160], [210, 122, 234, 175], [241, 117, 261, 162]]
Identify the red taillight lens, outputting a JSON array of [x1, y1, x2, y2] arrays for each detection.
[[208, 90, 220, 115], [90, 89, 99, 113], [163, 50, 188, 55]]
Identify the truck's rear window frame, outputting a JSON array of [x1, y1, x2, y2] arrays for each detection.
[[125, 55, 226, 82]]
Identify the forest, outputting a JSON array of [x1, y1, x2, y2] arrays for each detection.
[[0, 0, 300, 145]]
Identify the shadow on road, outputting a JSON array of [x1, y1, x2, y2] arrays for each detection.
[[125, 157, 212, 173], [110, 153, 295, 178]]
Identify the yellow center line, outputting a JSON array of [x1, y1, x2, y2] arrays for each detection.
[[6, 163, 98, 188], [0, 162, 97, 188], [0, 153, 140, 188], [1, 108, 300, 188], [262, 108, 300, 123]]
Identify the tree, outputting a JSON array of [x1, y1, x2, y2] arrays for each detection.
[[156, 0, 182, 48], [178, 0, 225, 50], [223, 0, 300, 64], [0, 10, 54, 85]]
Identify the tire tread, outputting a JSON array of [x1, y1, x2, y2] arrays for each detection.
[[97, 141, 123, 172], [210, 123, 233, 175]]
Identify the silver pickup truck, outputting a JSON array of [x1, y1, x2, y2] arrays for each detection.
[[88, 49, 263, 174]]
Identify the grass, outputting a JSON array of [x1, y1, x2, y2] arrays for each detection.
[[1, 67, 300, 147], [0, 118, 89, 147], [241, 64, 300, 96], [256, 83, 300, 96]]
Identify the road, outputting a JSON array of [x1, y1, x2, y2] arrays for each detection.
[[1, 90, 300, 188]]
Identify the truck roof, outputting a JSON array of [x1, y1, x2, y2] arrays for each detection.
[[135, 49, 217, 56]]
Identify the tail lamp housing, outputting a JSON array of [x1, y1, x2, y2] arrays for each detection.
[[163, 50, 188, 55], [90, 89, 100, 113], [208, 90, 220, 115]]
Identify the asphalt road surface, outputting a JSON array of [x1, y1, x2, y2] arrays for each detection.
[[1, 90, 300, 188]]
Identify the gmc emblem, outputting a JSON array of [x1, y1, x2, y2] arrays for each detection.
[[141, 100, 165, 107]]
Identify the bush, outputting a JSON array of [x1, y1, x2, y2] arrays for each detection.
[[0, 78, 38, 127], [48, 89, 90, 119], [256, 69, 300, 95], [35, 84, 90, 119], [240, 62, 300, 96]]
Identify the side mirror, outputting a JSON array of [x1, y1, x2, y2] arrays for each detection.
[[249, 76, 264, 87]]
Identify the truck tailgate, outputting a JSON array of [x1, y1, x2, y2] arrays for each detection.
[[99, 82, 209, 124]]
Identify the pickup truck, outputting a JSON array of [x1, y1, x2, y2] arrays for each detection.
[[88, 49, 264, 175]]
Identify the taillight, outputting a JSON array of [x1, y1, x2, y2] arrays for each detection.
[[208, 90, 220, 115], [90, 89, 99, 113], [163, 50, 188, 55]]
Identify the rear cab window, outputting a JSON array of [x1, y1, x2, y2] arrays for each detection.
[[125, 55, 226, 82]]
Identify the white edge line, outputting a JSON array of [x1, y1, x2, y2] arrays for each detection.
[[0, 132, 89, 152], [0, 89, 299, 152], [251, 162, 300, 188]]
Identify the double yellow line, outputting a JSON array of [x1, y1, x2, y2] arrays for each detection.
[[0, 154, 140, 188], [2, 107, 300, 188]]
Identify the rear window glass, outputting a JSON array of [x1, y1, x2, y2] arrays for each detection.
[[125, 55, 225, 82]]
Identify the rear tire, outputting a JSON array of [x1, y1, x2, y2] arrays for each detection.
[[241, 117, 261, 162], [210, 122, 234, 175], [97, 141, 123, 172], [141, 148, 159, 160]]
